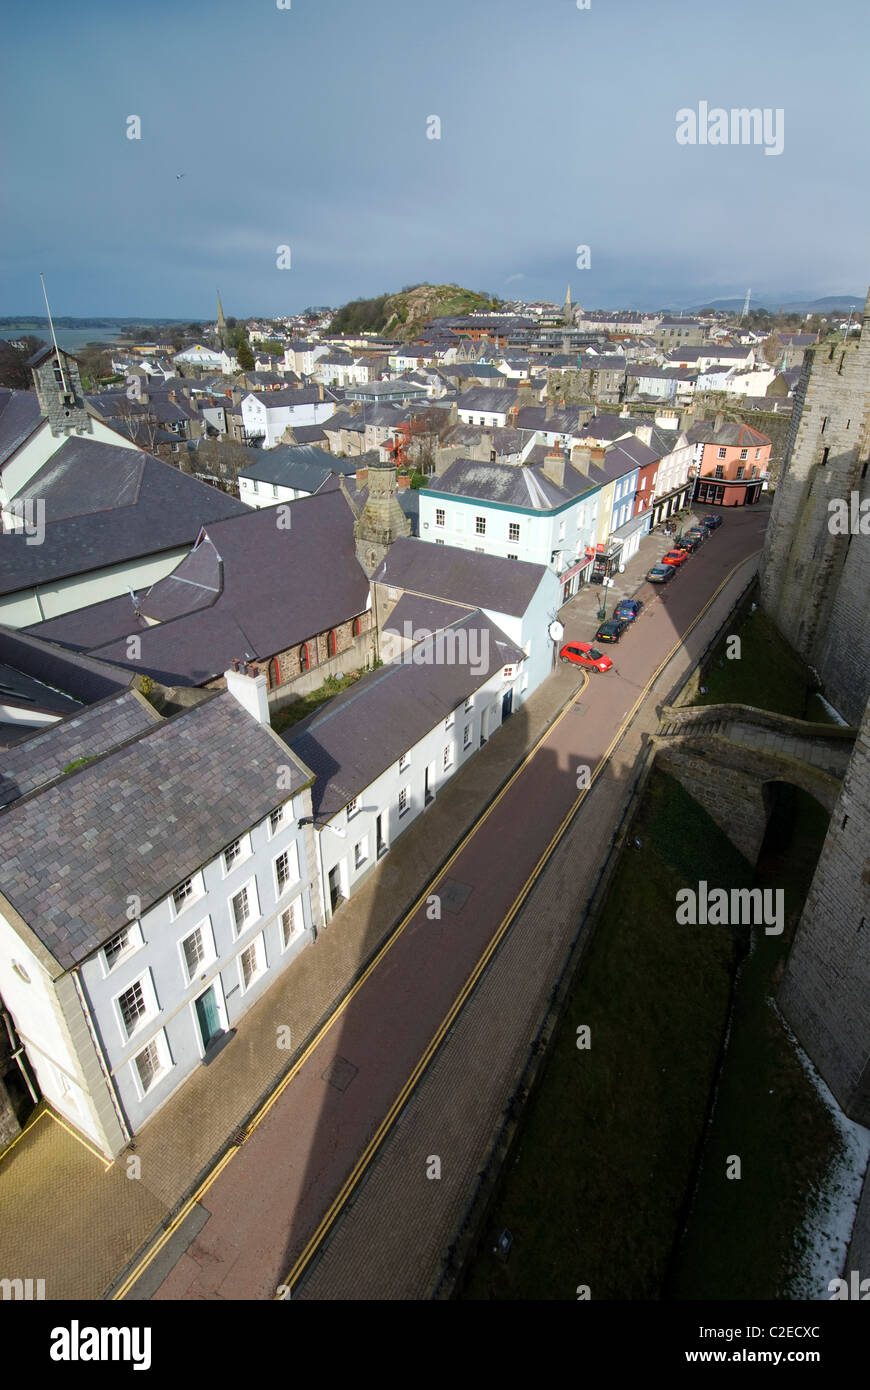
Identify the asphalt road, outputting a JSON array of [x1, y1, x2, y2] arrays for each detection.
[[137, 506, 769, 1300]]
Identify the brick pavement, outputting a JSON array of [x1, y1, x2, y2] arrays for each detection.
[[0, 503, 757, 1301]]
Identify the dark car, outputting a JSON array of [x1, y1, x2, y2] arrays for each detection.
[[700, 514, 723, 530], [595, 617, 629, 644], [614, 598, 643, 622], [686, 526, 707, 543], [646, 563, 676, 583], [674, 533, 702, 552]]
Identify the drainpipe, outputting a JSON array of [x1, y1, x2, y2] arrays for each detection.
[[71, 968, 132, 1149]]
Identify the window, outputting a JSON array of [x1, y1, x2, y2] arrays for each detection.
[[475, 516, 486, 535], [445, 710, 455, 729], [740, 448, 748, 460], [172, 876, 201, 915], [299, 642, 311, 672], [231, 883, 256, 936], [103, 926, 134, 972], [398, 786, 410, 817], [507, 553, 518, 560], [346, 797, 358, 819], [280, 900, 303, 949], [275, 842, 300, 896], [435, 508, 445, 527], [736, 466, 744, 480], [354, 837, 368, 869], [751, 465, 758, 478], [475, 547, 484, 553], [133, 1037, 167, 1096], [398, 750, 411, 773], [352, 616, 362, 637], [755, 448, 761, 459], [117, 979, 151, 1039], [717, 447, 727, 459], [463, 723, 472, 750], [436, 539, 445, 545], [240, 936, 266, 993], [714, 465, 724, 479], [508, 522, 520, 542], [464, 695, 474, 711], [443, 744, 453, 771], [223, 837, 245, 873], [326, 629, 337, 657], [269, 805, 285, 837], [181, 925, 207, 982]]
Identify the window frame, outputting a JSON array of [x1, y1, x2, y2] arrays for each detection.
[[178, 916, 216, 986], [274, 842, 300, 899], [238, 933, 267, 995], [229, 875, 261, 939], [113, 969, 159, 1045]]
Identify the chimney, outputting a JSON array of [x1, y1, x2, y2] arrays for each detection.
[[545, 398, 554, 420], [225, 662, 270, 725], [397, 472, 410, 490], [318, 383, 324, 400], [355, 466, 369, 489], [634, 424, 653, 446], [714, 411, 725, 432], [541, 444, 566, 489]]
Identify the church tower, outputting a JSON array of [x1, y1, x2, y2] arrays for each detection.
[[353, 459, 411, 576], [563, 285, 574, 326], [216, 291, 228, 349], [29, 344, 92, 438]]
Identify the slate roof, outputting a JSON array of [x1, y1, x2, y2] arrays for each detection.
[[686, 420, 771, 447], [26, 490, 371, 686], [247, 387, 331, 408], [0, 626, 135, 705], [286, 423, 328, 445], [286, 611, 524, 818], [372, 537, 546, 617], [23, 594, 148, 652], [0, 439, 245, 596], [0, 390, 43, 468], [513, 407, 582, 434], [0, 662, 82, 718], [429, 457, 596, 510], [238, 444, 342, 488], [457, 387, 518, 414], [0, 690, 159, 808], [0, 692, 312, 971]]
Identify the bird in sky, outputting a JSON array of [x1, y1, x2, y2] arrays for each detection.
[[176, 172, 186, 180]]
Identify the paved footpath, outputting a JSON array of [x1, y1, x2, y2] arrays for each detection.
[[141, 507, 769, 1300]]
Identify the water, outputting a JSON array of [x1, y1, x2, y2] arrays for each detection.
[[1, 324, 125, 351]]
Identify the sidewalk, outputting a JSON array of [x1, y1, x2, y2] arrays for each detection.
[[0, 504, 736, 1301]]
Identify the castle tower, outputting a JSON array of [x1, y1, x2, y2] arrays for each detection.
[[778, 697, 870, 1125], [28, 344, 92, 438], [759, 286, 870, 724], [216, 291, 228, 349], [353, 459, 411, 576]]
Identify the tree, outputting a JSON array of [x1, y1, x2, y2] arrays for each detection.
[[237, 338, 255, 371], [0, 335, 46, 390], [254, 339, 285, 357]]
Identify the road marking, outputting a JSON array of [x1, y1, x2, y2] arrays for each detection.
[[277, 549, 761, 1294]]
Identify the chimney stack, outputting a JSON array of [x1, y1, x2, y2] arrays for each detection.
[[714, 411, 725, 432], [541, 443, 566, 489], [225, 661, 270, 725], [397, 472, 410, 490], [355, 466, 369, 489]]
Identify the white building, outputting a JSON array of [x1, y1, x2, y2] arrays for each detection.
[[240, 387, 336, 448]]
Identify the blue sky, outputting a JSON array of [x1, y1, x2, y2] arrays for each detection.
[[2, 0, 866, 316]]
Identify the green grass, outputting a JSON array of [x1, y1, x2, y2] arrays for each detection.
[[668, 788, 840, 1299], [693, 607, 840, 722], [270, 671, 363, 734], [459, 772, 748, 1301]]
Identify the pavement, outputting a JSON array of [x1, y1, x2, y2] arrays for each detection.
[[0, 501, 769, 1302]]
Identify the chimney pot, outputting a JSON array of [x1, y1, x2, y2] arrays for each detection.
[[232, 657, 240, 672]]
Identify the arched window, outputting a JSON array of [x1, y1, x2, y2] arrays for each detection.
[[299, 643, 310, 672], [272, 657, 281, 690], [326, 629, 337, 658], [352, 617, 361, 638]]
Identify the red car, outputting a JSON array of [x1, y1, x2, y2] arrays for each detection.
[[661, 549, 689, 567], [559, 642, 613, 673]]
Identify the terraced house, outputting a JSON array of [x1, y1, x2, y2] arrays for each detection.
[[0, 680, 319, 1158]]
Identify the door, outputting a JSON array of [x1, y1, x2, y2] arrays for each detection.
[[425, 761, 436, 805], [328, 864, 343, 912], [480, 705, 489, 748], [195, 985, 223, 1051], [502, 687, 513, 722]]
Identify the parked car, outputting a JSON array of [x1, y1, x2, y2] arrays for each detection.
[[700, 514, 723, 530], [559, 642, 614, 673], [686, 527, 707, 543], [595, 617, 629, 644], [614, 598, 643, 622], [675, 533, 702, 552], [661, 549, 689, 566], [646, 564, 675, 584]]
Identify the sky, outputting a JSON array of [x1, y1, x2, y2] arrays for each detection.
[[1, 0, 867, 318]]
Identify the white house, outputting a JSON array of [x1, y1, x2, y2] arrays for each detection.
[[240, 387, 336, 448], [456, 388, 517, 429], [173, 344, 224, 370]]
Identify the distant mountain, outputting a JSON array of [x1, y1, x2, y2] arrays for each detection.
[[685, 295, 864, 315]]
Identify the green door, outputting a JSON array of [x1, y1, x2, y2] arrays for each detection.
[[195, 986, 222, 1050]]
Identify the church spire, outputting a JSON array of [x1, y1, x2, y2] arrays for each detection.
[[216, 290, 228, 349], [563, 284, 573, 326]]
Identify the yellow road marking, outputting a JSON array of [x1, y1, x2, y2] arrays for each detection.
[[0, 1105, 112, 1171]]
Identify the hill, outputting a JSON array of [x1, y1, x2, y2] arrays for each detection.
[[329, 284, 500, 340]]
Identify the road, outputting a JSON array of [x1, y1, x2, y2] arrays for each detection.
[[121, 506, 769, 1300]]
